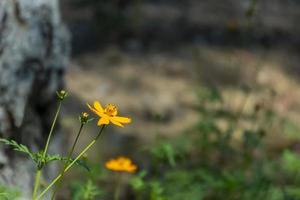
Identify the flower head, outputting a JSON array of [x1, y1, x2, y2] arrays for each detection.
[[87, 101, 131, 127], [79, 112, 90, 125], [105, 156, 137, 173], [56, 90, 68, 100]]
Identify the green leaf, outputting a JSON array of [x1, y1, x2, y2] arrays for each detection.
[[43, 155, 91, 171], [130, 171, 147, 191], [73, 159, 91, 172], [150, 142, 177, 167], [0, 139, 35, 160], [0, 185, 21, 200], [282, 150, 300, 174], [71, 179, 102, 200], [149, 181, 168, 200]]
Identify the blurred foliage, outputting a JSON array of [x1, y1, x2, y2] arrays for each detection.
[[70, 86, 300, 200], [0, 185, 20, 200], [71, 179, 103, 200], [70, 163, 108, 200]]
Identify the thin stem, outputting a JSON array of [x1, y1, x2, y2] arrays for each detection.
[[32, 101, 62, 199], [114, 173, 122, 200], [50, 123, 84, 200], [32, 170, 42, 200], [43, 101, 62, 158], [36, 125, 105, 200]]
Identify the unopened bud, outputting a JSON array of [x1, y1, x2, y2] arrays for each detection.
[[79, 112, 89, 125], [56, 90, 68, 100]]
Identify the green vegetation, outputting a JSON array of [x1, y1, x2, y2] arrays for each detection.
[[67, 86, 300, 200], [0, 185, 20, 200], [1, 84, 300, 200]]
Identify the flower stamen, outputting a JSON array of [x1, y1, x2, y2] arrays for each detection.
[[104, 104, 118, 117]]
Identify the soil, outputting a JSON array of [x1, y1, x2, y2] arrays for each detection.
[[63, 45, 300, 154]]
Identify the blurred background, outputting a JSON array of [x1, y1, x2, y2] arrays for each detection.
[[55, 0, 300, 199]]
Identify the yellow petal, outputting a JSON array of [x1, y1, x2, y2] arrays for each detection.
[[127, 165, 137, 173], [94, 101, 104, 112], [111, 116, 131, 124], [110, 119, 124, 127], [98, 117, 109, 125], [87, 103, 97, 113], [87, 103, 100, 114], [87, 103, 105, 117]]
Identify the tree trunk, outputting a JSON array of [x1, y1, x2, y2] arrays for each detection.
[[0, 0, 70, 199]]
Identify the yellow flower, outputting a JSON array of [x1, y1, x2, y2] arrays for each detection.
[[105, 156, 137, 173], [87, 101, 131, 127]]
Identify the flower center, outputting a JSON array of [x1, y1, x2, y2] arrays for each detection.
[[104, 104, 118, 117]]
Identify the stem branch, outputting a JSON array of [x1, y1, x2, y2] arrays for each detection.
[[36, 125, 105, 200], [50, 123, 84, 200], [32, 101, 62, 199]]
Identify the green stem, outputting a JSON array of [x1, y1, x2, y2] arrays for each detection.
[[50, 123, 84, 200], [32, 101, 62, 199], [32, 170, 42, 200], [43, 101, 62, 158], [114, 173, 122, 200], [36, 125, 105, 200]]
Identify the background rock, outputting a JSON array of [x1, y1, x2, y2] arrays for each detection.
[[0, 0, 69, 198]]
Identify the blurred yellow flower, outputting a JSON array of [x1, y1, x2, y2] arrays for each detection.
[[87, 101, 131, 127], [105, 156, 137, 173]]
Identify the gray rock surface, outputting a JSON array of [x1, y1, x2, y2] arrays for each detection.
[[0, 0, 70, 199]]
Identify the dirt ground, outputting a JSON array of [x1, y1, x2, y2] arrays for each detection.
[[62, 45, 300, 155]]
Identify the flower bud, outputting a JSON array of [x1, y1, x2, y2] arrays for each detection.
[[79, 112, 89, 125], [56, 90, 68, 100]]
